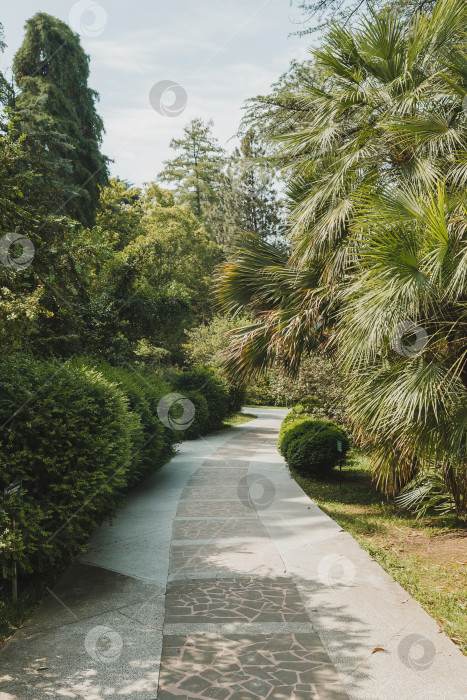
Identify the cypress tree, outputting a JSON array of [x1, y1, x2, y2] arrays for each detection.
[[13, 13, 108, 226]]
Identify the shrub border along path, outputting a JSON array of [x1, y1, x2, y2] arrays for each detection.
[[0, 409, 465, 699]]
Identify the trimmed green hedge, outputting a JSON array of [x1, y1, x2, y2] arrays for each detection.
[[0, 355, 139, 577], [278, 418, 320, 459], [179, 389, 209, 439], [278, 404, 349, 478], [0, 357, 242, 582], [94, 361, 179, 485], [288, 423, 349, 478], [169, 366, 242, 433]]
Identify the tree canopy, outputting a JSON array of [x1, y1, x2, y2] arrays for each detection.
[[13, 12, 108, 226]]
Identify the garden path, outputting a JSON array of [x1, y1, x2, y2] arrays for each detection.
[[0, 409, 466, 699]]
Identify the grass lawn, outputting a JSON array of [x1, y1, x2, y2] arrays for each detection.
[[222, 412, 257, 427], [292, 449, 467, 655], [243, 405, 289, 410]]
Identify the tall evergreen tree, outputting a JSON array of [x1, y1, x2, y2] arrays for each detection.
[[158, 117, 224, 219], [0, 23, 7, 106], [13, 13, 108, 226], [206, 130, 285, 252]]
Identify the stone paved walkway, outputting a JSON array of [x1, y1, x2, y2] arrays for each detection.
[[158, 427, 348, 700], [0, 409, 466, 699]]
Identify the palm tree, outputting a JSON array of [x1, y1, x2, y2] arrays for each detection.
[[217, 0, 467, 514]]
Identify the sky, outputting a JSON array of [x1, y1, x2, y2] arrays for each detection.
[[1, 0, 312, 186]]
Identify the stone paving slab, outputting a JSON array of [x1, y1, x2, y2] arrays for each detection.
[[157, 633, 348, 700], [176, 500, 256, 517], [179, 486, 249, 501], [188, 473, 248, 486], [0, 600, 162, 700], [169, 541, 285, 576], [172, 518, 267, 540], [201, 459, 251, 468], [165, 577, 308, 624]]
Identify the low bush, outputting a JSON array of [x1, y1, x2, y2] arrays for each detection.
[[95, 362, 179, 484], [278, 401, 350, 478], [169, 366, 233, 432], [177, 389, 209, 439], [278, 418, 320, 459], [288, 423, 349, 478], [0, 354, 138, 577], [0, 356, 244, 587], [226, 382, 246, 416]]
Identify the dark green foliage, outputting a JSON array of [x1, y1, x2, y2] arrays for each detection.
[[0, 354, 137, 576], [0, 354, 242, 583], [170, 367, 232, 432], [13, 13, 108, 226], [178, 390, 209, 439], [93, 362, 179, 485], [278, 418, 323, 459], [278, 413, 350, 478], [288, 423, 349, 477], [226, 383, 246, 416]]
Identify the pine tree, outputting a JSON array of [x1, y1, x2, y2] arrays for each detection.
[[206, 130, 285, 253], [158, 118, 224, 219], [13, 13, 108, 226]]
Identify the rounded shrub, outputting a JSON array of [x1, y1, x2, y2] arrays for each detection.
[[0, 354, 139, 576], [95, 362, 178, 485], [226, 382, 246, 416], [173, 389, 209, 439], [170, 367, 230, 432], [278, 418, 324, 458], [300, 396, 324, 411], [288, 422, 349, 478]]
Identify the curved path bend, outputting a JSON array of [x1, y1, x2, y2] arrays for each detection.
[[0, 408, 466, 699]]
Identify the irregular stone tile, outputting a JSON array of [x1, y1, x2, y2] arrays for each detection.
[[172, 519, 267, 541], [180, 486, 243, 501], [169, 542, 285, 576], [202, 459, 250, 468], [157, 634, 348, 699], [194, 469, 249, 478], [176, 501, 256, 518], [165, 577, 307, 623]]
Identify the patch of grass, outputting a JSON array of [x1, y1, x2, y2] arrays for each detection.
[[292, 448, 467, 655], [222, 412, 257, 427], [243, 405, 289, 410]]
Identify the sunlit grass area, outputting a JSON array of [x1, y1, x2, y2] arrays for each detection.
[[293, 449, 467, 655]]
